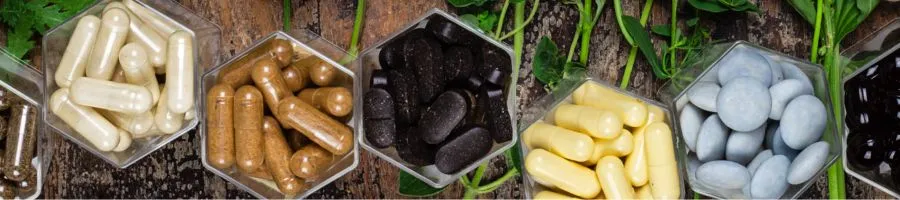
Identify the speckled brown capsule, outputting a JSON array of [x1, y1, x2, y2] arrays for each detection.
[[298, 87, 353, 117], [276, 97, 353, 155], [262, 116, 304, 196], [15, 172, 36, 194], [283, 63, 310, 92], [0, 180, 14, 199], [289, 144, 334, 180], [206, 84, 235, 169], [0, 89, 10, 111], [245, 163, 273, 181], [217, 39, 294, 88], [234, 85, 265, 173], [3, 103, 36, 182], [285, 129, 310, 151], [251, 59, 292, 113], [303, 57, 342, 87]]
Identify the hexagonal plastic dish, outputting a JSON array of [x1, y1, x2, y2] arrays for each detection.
[[355, 9, 519, 188], [199, 31, 360, 199], [659, 41, 841, 199], [41, 0, 221, 168]]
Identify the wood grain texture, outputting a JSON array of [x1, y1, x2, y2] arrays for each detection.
[[1, 0, 891, 198]]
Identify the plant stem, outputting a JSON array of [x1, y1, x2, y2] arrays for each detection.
[[494, 0, 511, 39], [476, 168, 520, 193], [566, 19, 583, 63], [500, 0, 539, 41], [669, 0, 677, 73], [821, 3, 846, 198], [513, 1, 526, 75], [612, 0, 634, 45], [617, 0, 652, 89], [348, 0, 365, 57], [283, 0, 291, 30], [810, 0, 823, 63], [463, 163, 489, 199], [578, 0, 592, 64]]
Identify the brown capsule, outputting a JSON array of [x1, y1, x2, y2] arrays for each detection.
[[285, 129, 310, 151], [4, 103, 36, 181], [0, 116, 7, 140], [205, 84, 235, 169], [15, 172, 36, 194], [245, 163, 274, 181], [0, 180, 13, 199], [217, 39, 295, 88], [297, 87, 353, 117], [262, 116, 305, 196], [234, 85, 265, 173], [297, 57, 342, 86], [276, 97, 353, 155], [282, 63, 310, 92], [251, 59, 292, 113], [289, 144, 334, 180]]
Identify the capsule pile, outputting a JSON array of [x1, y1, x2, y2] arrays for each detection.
[[363, 15, 513, 174], [844, 49, 900, 189], [0, 89, 39, 199], [49, 0, 195, 152], [678, 47, 830, 198], [522, 82, 680, 199], [205, 37, 354, 197]]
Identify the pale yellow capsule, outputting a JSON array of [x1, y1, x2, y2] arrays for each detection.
[[573, 82, 648, 127], [112, 129, 132, 152], [55, 15, 101, 88], [583, 129, 634, 165], [625, 126, 649, 187], [596, 156, 635, 199], [525, 149, 601, 198], [99, 109, 154, 136], [644, 122, 680, 199], [86, 8, 129, 80], [165, 31, 194, 114], [119, 43, 161, 104], [534, 191, 578, 200], [554, 104, 623, 139], [70, 77, 153, 115], [155, 87, 184, 134], [123, 0, 178, 37], [636, 184, 654, 200], [111, 67, 127, 83], [523, 122, 594, 162], [104, 2, 167, 67], [50, 88, 119, 151]]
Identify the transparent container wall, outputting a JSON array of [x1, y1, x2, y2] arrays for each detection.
[[200, 31, 359, 199], [0, 49, 55, 199], [41, 0, 221, 168], [840, 18, 900, 198], [660, 41, 841, 199], [517, 78, 689, 199], [355, 9, 518, 188]]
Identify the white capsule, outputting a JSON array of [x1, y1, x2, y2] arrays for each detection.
[[99, 109, 154, 136], [165, 31, 194, 114], [50, 88, 119, 151], [86, 8, 129, 80], [155, 87, 184, 134], [123, 0, 178, 37], [55, 15, 101, 88], [119, 43, 161, 104], [113, 129, 132, 152], [70, 77, 153, 114], [104, 2, 167, 68]]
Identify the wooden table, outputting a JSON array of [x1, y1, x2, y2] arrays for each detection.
[[0, 0, 896, 198]]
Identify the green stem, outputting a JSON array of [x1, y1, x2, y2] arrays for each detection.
[[669, 0, 677, 72], [612, 0, 634, 45], [463, 163, 489, 199], [810, 0, 823, 63], [620, 47, 639, 89], [513, 1, 527, 72], [821, 3, 846, 198], [566, 18, 583, 63], [578, 0, 592, 64], [494, 0, 511, 39], [476, 168, 520, 193], [283, 0, 291, 30], [348, 0, 365, 56], [499, 0, 540, 41]]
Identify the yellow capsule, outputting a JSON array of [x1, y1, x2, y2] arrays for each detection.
[[636, 184, 654, 200], [596, 156, 635, 199], [583, 129, 634, 166], [534, 191, 578, 200], [644, 122, 680, 199], [525, 149, 601, 198], [112, 129, 132, 152], [55, 15, 100, 88], [523, 122, 594, 162], [554, 104, 623, 139], [625, 126, 649, 187], [573, 82, 648, 127]]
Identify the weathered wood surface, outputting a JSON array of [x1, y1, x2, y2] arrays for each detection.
[[0, 0, 895, 198]]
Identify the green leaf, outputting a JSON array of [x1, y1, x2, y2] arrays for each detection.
[[718, 0, 748, 8], [688, 0, 729, 13], [459, 14, 480, 28], [732, 1, 759, 12], [687, 17, 699, 27], [398, 171, 445, 197], [6, 27, 34, 59], [651, 24, 672, 37], [622, 16, 664, 78], [856, 0, 877, 14], [511, 0, 526, 3], [477, 11, 499, 33], [532, 36, 565, 86], [51, 0, 94, 17], [503, 144, 523, 171], [447, 0, 492, 7]]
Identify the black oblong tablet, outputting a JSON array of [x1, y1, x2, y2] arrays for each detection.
[[364, 88, 394, 119], [388, 69, 421, 124], [435, 126, 492, 174], [365, 118, 396, 148], [419, 90, 468, 144], [425, 16, 476, 46], [379, 39, 405, 70], [483, 68, 507, 85], [476, 43, 511, 80], [478, 83, 512, 143], [396, 127, 437, 166], [463, 74, 485, 92], [371, 70, 390, 88], [451, 89, 477, 131], [443, 46, 475, 83], [403, 31, 444, 103]]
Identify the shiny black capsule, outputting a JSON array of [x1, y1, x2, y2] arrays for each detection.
[[847, 131, 885, 171]]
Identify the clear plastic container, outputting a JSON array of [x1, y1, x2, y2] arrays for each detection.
[[0, 48, 56, 199], [517, 78, 689, 199], [41, 0, 221, 168], [659, 41, 841, 199], [840, 18, 900, 198], [199, 31, 359, 199], [355, 8, 518, 188]]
